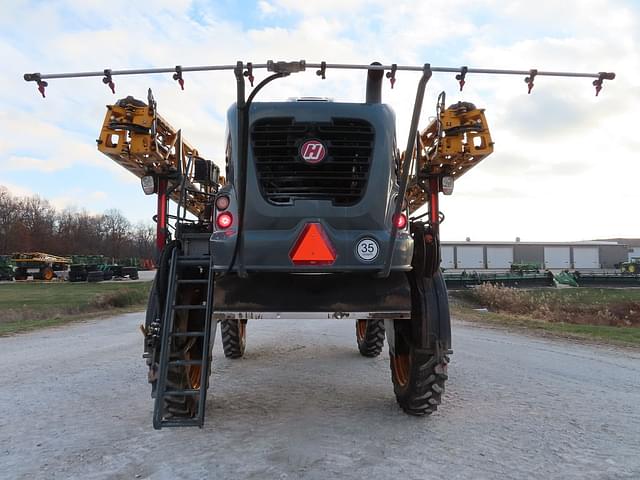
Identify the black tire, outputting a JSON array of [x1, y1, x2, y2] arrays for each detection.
[[355, 319, 385, 357], [144, 278, 160, 395], [41, 266, 55, 281], [152, 244, 213, 426], [87, 270, 104, 282], [161, 275, 212, 421], [221, 319, 246, 358], [387, 270, 451, 416], [144, 245, 173, 397], [68, 271, 82, 282], [14, 268, 27, 281]]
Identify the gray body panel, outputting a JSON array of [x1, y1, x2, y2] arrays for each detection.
[[210, 101, 414, 273]]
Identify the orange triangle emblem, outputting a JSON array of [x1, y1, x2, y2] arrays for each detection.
[[289, 223, 337, 265]]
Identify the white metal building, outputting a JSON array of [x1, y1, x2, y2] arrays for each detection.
[[440, 240, 630, 270]]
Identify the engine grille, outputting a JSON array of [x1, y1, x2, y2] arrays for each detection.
[[251, 117, 375, 205]]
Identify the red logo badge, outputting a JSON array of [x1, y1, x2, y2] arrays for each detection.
[[300, 140, 326, 164]]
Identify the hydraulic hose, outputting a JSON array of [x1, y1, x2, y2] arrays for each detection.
[[226, 71, 290, 276]]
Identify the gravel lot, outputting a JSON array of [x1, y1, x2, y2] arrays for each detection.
[[1, 313, 639, 479]]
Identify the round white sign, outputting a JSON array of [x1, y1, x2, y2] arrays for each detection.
[[356, 238, 379, 262]]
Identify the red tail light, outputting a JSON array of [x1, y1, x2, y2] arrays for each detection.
[[393, 213, 407, 229], [216, 212, 233, 229]]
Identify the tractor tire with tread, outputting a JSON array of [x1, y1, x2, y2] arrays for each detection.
[[156, 272, 212, 422], [355, 319, 385, 357], [387, 270, 451, 416], [151, 243, 214, 424], [389, 340, 449, 416], [221, 319, 247, 358]]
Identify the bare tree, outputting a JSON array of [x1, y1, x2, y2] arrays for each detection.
[[101, 209, 132, 259], [0, 186, 155, 261]]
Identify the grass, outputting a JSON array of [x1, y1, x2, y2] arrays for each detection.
[[0, 281, 151, 335], [527, 288, 640, 305], [450, 285, 640, 346]]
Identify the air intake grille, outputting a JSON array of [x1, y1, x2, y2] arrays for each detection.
[[251, 117, 374, 205]]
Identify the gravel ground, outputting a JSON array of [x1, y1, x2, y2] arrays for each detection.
[[1, 313, 639, 479]]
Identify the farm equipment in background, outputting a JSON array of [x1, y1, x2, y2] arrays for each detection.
[[620, 259, 640, 274], [0, 255, 14, 281], [69, 255, 105, 282], [98, 264, 139, 281], [444, 269, 640, 289], [444, 270, 555, 290], [573, 270, 640, 287], [25, 59, 614, 429], [510, 262, 542, 274], [69, 255, 139, 282], [12, 252, 70, 281], [554, 270, 579, 287]]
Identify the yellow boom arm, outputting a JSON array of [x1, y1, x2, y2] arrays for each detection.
[[97, 94, 218, 218], [97, 94, 490, 218], [406, 101, 493, 213]]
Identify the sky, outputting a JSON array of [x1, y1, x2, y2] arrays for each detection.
[[1, 0, 638, 242]]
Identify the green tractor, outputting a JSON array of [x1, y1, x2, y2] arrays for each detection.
[[621, 259, 640, 274], [0, 255, 14, 281]]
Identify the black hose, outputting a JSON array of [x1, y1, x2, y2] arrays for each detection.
[[226, 72, 289, 275]]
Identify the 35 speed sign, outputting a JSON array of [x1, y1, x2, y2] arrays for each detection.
[[355, 238, 379, 262]]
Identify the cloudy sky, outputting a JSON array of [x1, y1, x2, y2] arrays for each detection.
[[1, 0, 638, 241]]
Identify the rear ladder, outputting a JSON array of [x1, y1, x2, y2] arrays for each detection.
[[153, 248, 215, 429]]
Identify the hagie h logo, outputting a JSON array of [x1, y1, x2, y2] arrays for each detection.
[[300, 140, 326, 164]]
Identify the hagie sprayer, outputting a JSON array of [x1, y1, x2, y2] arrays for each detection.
[[24, 60, 615, 428]]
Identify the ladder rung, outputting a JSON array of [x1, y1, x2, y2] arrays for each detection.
[[173, 304, 207, 310], [178, 257, 210, 266], [164, 389, 200, 396], [169, 359, 204, 366], [159, 419, 202, 427], [171, 331, 205, 337], [153, 250, 215, 429]]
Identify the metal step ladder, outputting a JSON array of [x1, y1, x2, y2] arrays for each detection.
[[153, 248, 215, 429]]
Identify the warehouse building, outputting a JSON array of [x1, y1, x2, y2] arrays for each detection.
[[441, 240, 630, 271], [596, 238, 640, 262]]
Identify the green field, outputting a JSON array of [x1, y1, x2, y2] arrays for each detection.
[[527, 287, 640, 305], [450, 286, 640, 346], [0, 281, 151, 335]]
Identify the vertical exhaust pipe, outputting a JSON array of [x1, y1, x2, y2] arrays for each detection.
[[366, 62, 383, 104]]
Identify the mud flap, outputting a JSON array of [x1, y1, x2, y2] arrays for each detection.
[[403, 221, 452, 354]]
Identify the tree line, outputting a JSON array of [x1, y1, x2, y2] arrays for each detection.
[[0, 186, 155, 260]]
